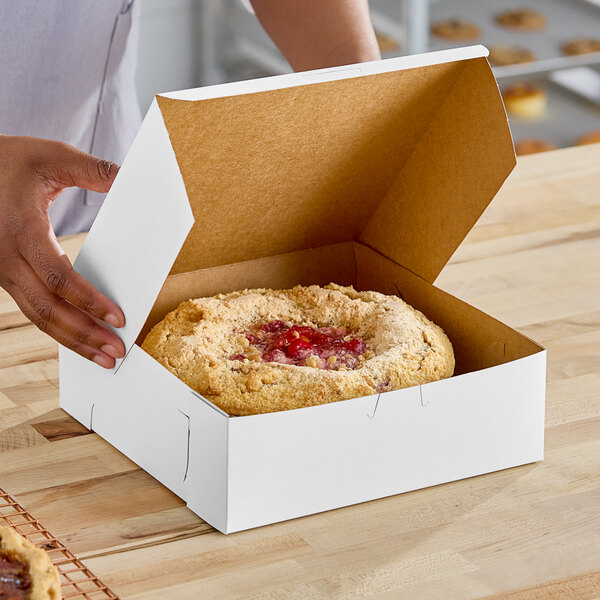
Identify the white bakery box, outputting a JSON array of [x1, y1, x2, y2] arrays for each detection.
[[60, 45, 546, 534]]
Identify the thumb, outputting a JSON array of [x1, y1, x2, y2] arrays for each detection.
[[37, 140, 120, 194]]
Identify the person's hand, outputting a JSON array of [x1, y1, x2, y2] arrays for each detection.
[[0, 135, 126, 368]]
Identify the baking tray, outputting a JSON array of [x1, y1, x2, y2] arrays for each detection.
[[372, 0, 600, 74], [428, 0, 600, 63], [500, 68, 600, 149], [0, 488, 119, 600]]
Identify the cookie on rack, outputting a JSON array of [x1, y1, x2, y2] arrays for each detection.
[[561, 38, 600, 56], [489, 45, 536, 66], [495, 8, 547, 31], [0, 525, 61, 599], [142, 284, 455, 416], [502, 82, 547, 118], [514, 138, 557, 156], [431, 19, 480, 41]]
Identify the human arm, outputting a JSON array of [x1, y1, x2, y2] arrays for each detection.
[[0, 135, 126, 368], [249, 0, 381, 71]]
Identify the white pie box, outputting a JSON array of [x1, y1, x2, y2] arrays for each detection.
[[60, 45, 546, 534]]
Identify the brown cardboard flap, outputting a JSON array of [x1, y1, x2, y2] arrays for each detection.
[[157, 60, 468, 275], [360, 58, 516, 282], [157, 56, 513, 281]]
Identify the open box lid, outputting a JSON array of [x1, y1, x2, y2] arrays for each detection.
[[73, 46, 515, 360]]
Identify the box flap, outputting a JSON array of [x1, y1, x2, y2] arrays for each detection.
[[74, 100, 194, 361], [359, 57, 515, 282], [153, 46, 509, 279]]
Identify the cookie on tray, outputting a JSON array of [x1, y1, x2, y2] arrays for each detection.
[[431, 19, 481, 41], [0, 526, 61, 600], [502, 82, 547, 118], [375, 30, 400, 54], [489, 45, 536, 66], [575, 130, 600, 145], [561, 38, 600, 56], [142, 284, 455, 416], [495, 8, 547, 31], [514, 138, 557, 156]]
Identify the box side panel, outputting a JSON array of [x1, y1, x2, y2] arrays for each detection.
[[87, 345, 195, 499], [59, 346, 110, 428], [418, 351, 546, 480], [138, 242, 357, 343], [185, 399, 229, 533], [73, 99, 194, 362], [354, 242, 542, 375], [226, 353, 545, 533], [360, 57, 516, 283], [226, 392, 385, 532]]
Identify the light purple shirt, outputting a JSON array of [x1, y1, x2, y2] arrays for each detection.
[[0, 0, 142, 235]]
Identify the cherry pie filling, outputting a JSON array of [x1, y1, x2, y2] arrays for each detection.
[[0, 552, 31, 599], [231, 320, 369, 370]]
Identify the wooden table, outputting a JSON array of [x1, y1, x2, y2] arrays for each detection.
[[1, 145, 599, 599]]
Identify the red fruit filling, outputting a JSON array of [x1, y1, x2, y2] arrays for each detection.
[[231, 321, 369, 369]]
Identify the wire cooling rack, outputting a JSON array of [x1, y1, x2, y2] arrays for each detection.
[[0, 488, 119, 599]]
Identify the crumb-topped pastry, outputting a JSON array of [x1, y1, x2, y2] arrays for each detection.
[[142, 284, 455, 415], [0, 526, 61, 600]]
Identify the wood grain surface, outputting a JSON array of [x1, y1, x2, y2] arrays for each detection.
[[1, 144, 599, 599]]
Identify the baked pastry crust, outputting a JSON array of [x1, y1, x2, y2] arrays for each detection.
[[495, 8, 546, 31], [0, 526, 61, 600], [431, 19, 480, 41], [142, 284, 455, 416]]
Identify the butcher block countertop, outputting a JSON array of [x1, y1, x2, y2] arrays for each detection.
[[1, 144, 599, 600]]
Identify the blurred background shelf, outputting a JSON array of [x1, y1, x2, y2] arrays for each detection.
[[135, 0, 600, 151], [500, 69, 600, 149]]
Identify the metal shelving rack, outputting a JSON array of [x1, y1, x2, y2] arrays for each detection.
[[209, 0, 599, 77], [380, 0, 600, 148], [203, 0, 600, 148]]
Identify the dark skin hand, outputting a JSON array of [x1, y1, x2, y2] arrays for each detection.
[[0, 135, 126, 368], [1, 2, 379, 368]]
